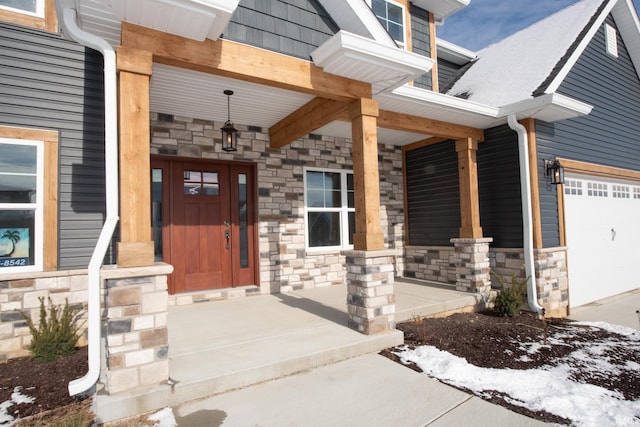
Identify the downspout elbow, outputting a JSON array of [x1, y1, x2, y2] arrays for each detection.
[[507, 114, 545, 316]]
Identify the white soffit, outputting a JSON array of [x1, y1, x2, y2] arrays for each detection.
[[312, 31, 434, 94], [436, 38, 477, 65], [96, 0, 238, 41], [411, 0, 470, 21]]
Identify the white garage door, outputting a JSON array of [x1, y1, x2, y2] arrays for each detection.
[[563, 174, 640, 308]]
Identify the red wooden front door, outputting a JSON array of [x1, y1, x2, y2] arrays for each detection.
[[151, 158, 257, 294]]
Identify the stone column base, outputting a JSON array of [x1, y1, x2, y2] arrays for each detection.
[[101, 263, 173, 394], [344, 250, 397, 335], [451, 238, 493, 294]]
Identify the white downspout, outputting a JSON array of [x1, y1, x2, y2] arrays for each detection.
[[507, 114, 545, 315], [55, 1, 120, 396]]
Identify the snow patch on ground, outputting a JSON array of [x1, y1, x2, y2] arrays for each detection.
[[0, 387, 36, 426], [395, 321, 640, 427], [148, 407, 177, 427]]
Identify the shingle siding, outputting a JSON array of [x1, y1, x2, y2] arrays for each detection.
[[536, 15, 640, 247], [0, 23, 110, 269], [225, 0, 339, 60], [410, 4, 432, 90], [405, 140, 459, 246]]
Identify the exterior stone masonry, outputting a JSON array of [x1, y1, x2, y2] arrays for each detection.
[[345, 250, 397, 334], [489, 247, 568, 316], [451, 238, 493, 294], [150, 113, 406, 296], [0, 271, 89, 360], [102, 264, 172, 394], [403, 246, 456, 285]]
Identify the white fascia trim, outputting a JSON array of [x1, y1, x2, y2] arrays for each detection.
[[436, 38, 477, 65], [386, 84, 499, 117], [202, 0, 239, 40], [612, 0, 640, 81], [412, 0, 470, 21], [499, 93, 593, 121], [312, 31, 434, 80], [544, 0, 616, 94]]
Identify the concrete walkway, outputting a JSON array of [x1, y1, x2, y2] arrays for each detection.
[[173, 354, 546, 427], [569, 288, 640, 330]]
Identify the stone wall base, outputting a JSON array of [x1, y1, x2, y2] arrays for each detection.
[[344, 250, 397, 335], [403, 246, 456, 285]]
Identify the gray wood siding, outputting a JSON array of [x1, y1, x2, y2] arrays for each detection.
[[536, 15, 640, 247], [478, 125, 523, 248], [410, 4, 432, 90], [0, 23, 111, 269], [405, 140, 459, 246], [225, 0, 338, 60]]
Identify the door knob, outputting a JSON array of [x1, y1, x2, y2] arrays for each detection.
[[225, 230, 230, 249]]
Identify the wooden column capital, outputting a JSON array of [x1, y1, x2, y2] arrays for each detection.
[[349, 98, 379, 119], [116, 46, 153, 75], [456, 137, 483, 239]]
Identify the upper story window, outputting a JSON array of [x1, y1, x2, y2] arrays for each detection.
[[0, 138, 43, 272], [304, 168, 355, 251], [370, 0, 405, 47], [0, 0, 56, 32]]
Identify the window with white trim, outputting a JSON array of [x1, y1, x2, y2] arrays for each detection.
[[0, 138, 43, 272], [304, 168, 355, 250], [0, 0, 44, 18], [369, 0, 405, 47], [634, 187, 640, 199]]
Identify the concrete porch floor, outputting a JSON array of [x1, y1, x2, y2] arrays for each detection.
[[95, 279, 482, 423]]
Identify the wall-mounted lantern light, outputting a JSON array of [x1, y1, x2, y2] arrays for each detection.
[[545, 159, 565, 185], [221, 89, 238, 152]]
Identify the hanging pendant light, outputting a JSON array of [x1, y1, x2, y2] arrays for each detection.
[[221, 89, 238, 152]]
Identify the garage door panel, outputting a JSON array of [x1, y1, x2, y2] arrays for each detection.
[[564, 175, 640, 308]]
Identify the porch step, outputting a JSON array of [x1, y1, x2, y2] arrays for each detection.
[[94, 291, 403, 424]]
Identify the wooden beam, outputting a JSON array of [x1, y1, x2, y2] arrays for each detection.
[[455, 137, 483, 238], [269, 97, 349, 148], [402, 137, 449, 153], [429, 12, 439, 93], [521, 118, 543, 249], [351, 99, 384, 251], [557, 158, 640, 181], [377, 110, 484, 141], [116, 46, 155, 267], [121, 23, 371, 102]]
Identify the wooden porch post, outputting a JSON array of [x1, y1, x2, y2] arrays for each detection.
[[116, 46, 154, 267], [455, 137, 483, 239], [350, 99, 384, 251]]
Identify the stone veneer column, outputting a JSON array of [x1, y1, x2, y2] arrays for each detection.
[[344, 250, 396, 335], [102, 264, 172, 394], [451, 238, 493, 294]]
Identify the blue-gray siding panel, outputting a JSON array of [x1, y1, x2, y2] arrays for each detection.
[[438, 58, 464, 93], [478, 125, 523, 248], [536, 15, 640, 247], [225, 0, 338, 60], [405, 140, 459, 246], [410, 4, 432, 91], [0, 23, 111, 269]]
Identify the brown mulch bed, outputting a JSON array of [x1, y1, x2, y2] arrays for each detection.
[[381, 311, 640, 425], [0, 346, 92, 425]]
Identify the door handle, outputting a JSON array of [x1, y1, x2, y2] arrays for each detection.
[[225, 230, 230, 249]]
